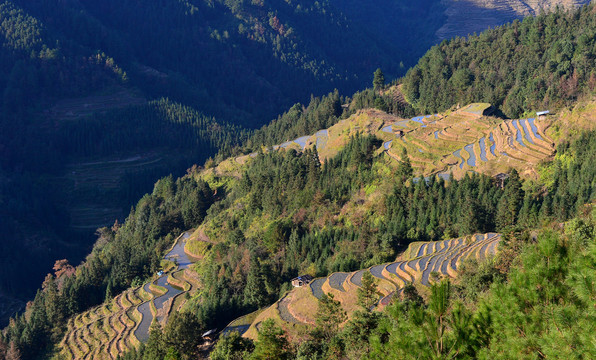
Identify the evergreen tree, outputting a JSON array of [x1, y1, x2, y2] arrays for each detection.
[[496, 169, 523, 230], [315, 293, 347, 340], [343, 271, 382, 358], [162, 312, 204, 359], [396, 148, 413, 181], [250, 319, 292, 360], [210, 331, 254, 360], [243, 259, 268, 308], [357, 272, 380, 311], [373, 68, 385, 91]]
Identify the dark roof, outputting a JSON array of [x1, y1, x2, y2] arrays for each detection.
[[292, 274, 313, 282]]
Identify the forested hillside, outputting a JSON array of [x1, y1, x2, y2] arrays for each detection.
[[403, 4, 596, 117], [8, 0, 421, 123], [2, 1, 596, 359], [0, 0, 387, 313], [3, 100, 596, 358], [0, 0, 590, 320], [0, 0, 444, 311]]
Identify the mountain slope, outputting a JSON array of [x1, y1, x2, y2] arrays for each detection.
[[403, 3, 596, 117], [235, 233, 502, 340], [2, 2, 596, 358], [0, 0, 591, 313], [10, 0, 408, 123], [4, 93, 596, 359], [437, 0, 591, 40]]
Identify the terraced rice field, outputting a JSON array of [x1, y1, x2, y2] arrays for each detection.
[[315, 129, 329, 150], [227, 103, 554, 183], [528, 118, 543, 140], [351, 269, 366, 287], [59, 232, 199, 359], [49, 88, 146, 121], [222, 308, 266, 336], [277, 294, 302, 324], [375, 106, 554, 178], [236, 233, 501, 338], [328, 272, 349, 291], [519, 119, 535, 144], [61, 152, 167, 230], [294, 136, 310, 149], [309, 278, 326, 299], [464, 144, 476, 166], [453, 149, 465, 169]]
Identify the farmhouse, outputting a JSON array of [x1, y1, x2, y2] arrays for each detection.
[[202, 329, 217, 340], [536, 110, 550, 119], [291, 275, 313, 287]]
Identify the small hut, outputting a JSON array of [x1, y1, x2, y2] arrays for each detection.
[[202, 329, 217, 343], [291, 275, 313, 287], [536, 110, 550, 120]]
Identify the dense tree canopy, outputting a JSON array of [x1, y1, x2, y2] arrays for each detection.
[[3, 3, 596, 359], [7, 124, 596, 358], [402, 4, 596, 117]]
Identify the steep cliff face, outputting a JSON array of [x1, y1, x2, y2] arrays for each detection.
[[437, 0, 591, 40]]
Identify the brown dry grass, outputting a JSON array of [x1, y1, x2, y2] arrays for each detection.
[[285, 286, 318, 326], [243, 302, 284, 340]]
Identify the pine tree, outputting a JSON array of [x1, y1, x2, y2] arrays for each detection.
[[373, 68, 385, 91], [496, 169, 523, 230], [315, 293, 347, 340], [357, 271, 380, 311], [211, 331, 254, 360], [344, 272, 382, 358], [250, 319, 292, 360], [243, 259, 268, 308], [396, 148, 413, 181]]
